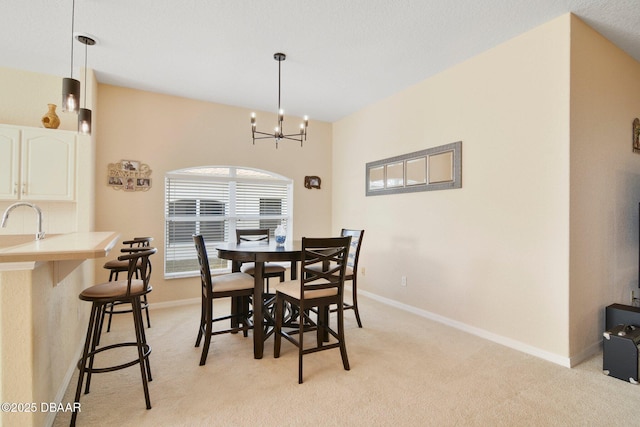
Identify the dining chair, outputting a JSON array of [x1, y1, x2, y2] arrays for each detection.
[[193, 234, 255, 366], [307, 229, 365, 327], [273, 236, 351, 384], [101, 237, 154, 337], [71, 247, 156, 426], [236, 228, 286, 292]]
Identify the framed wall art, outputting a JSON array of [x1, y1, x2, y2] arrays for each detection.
[[107, 159, 153, 192]]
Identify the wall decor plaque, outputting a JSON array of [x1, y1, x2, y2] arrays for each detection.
[[108, 160, 152, 192]]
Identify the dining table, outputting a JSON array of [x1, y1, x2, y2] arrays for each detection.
[[215, 239, 302, 359]]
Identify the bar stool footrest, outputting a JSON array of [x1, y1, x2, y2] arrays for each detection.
[[78, 342, 151, 374]]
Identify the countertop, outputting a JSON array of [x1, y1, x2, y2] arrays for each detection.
[[0, 231, 120, 263]]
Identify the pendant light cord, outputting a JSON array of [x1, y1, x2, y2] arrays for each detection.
[[277, 57, 281, 112], [83, 42, 87, 107], [70, 0, 75, 78]]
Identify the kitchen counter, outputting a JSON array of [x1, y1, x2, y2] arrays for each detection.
[[0, 231, 120, 427], [0, 231, 119, 264]]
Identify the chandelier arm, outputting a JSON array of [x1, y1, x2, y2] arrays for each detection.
[[280, 135, 304, 142]]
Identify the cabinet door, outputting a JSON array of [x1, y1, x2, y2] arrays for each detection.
[[0, 127, 20, 200], [21, 129, 76, 201]]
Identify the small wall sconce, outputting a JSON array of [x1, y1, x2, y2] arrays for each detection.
[[304, 176, 321, 189]]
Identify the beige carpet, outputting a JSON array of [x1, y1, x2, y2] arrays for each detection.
[[53, 296, 638, 426]]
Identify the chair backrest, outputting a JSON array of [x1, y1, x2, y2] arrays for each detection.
[[300, 236, 351, 305], [341, 229, 364, 271], [123, 236, 153, 248], [193, 234, 213, 295], [236, 229, 270, 244], [118, 247, 156, 295]]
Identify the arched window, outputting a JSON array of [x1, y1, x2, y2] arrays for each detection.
[[164, 166, 293, 278]]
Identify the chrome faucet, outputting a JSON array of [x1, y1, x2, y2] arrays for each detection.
[[1, 202, 45, 240]]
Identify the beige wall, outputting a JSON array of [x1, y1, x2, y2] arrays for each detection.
[[333, 16, 574, 362], [94, 85, 333, 303], [333, 13, 640, 365], [569, 16, 640, 359]]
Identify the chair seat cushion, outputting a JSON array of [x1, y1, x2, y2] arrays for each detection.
[[274, 280, 338, 300], [240, 262, 286, 276], [305, 263, 353, 278], [80, 279, 151, 300], [212, 272, 255, 292]]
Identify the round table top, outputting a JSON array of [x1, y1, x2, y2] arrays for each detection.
[[215, 240, 302, 262]]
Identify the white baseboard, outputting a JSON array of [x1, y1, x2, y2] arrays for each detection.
[[358, 289, 587, 368]]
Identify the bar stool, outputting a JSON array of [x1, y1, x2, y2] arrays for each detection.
[[101, 237, 153, 335], [71, 248, 156, 426]]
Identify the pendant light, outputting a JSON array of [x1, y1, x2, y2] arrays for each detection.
[[250, 53, 309, 148], [76, 34, 95, 134], [62, 0, 80, 113]]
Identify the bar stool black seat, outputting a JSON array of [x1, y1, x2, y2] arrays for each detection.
[[71, 247, 156, 426]]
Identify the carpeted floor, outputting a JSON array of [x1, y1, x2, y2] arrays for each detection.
[[53, 296, 638, 426]]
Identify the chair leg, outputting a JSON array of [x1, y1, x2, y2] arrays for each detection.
[[298, 307, 304, 384], [337, 303, 350, 371], [195, 293, 205, 347], [351, 278, 363, 328], [71, 302, 101, 426], [274, 295, 283, 358], [134, 298, 153, 382], [106, 302, 115, 332], [132, 297, 152, 409], [230, 296, 239, 331], [143, 294, 151, 328], [240, 296, 250, 337], [95, 304, 106, 346], [84, 303, 105, 394], [199, 294, 213, 366]]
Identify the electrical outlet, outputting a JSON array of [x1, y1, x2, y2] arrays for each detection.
[[401, 276, 407, 287], [632, 290, 636, 305]]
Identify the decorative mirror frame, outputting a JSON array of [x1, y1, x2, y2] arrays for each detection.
[[365, 141, 462, 196]]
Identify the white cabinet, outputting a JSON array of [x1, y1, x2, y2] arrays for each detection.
[[0, 125, 76, 201]]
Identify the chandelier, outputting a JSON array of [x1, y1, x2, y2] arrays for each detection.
[[251, 53, 308, 148]]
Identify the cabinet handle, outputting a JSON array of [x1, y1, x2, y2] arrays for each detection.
[[22, 183, 26, 195]]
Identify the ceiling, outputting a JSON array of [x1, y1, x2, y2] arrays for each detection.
[[2, 0, 640, 123]]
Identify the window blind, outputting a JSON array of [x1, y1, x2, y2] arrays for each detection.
[[164, 167, 292, 278]]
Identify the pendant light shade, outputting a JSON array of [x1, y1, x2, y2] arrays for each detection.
[[62, 77, 80, 113], [76, 34, 96, 134], [78, 108, 91, 134]]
